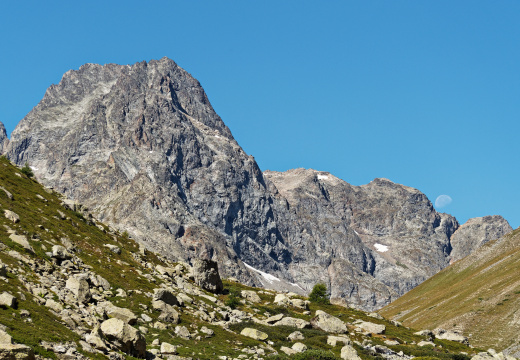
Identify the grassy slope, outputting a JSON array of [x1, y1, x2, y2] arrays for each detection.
[[380, 228, 520, 351]]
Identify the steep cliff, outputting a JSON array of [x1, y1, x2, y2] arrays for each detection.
[[0, 121, 8, 154]]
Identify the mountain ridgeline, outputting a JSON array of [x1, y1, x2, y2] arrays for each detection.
[[1, 58, 512, 310]]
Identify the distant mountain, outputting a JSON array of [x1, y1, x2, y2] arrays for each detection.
[[1, 58, 512, 310], [380, 227, 520, 353]]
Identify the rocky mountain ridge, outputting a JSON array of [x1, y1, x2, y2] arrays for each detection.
[[0, 156, 493, 360], [1, 57, 513, 311]]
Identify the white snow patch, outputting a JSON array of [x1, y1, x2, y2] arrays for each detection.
[[243, 262, 280, 284], [30, 166, 38, 171], [354, 230, 359, 235], [374, 243, 389, 252], [149, 151, 153, 153], [317, 174, 329, 180], [290, 282, 305, 291]]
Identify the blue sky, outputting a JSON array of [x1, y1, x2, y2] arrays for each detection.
[[1, 1, 519, 228]]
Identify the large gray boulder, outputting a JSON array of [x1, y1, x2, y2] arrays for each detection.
[[310, 310, 348, 334], [240, 328, 268, 341], [192, 259, 223, 294], [65, 275, 91, 303], [0, 292, 17, 308], [100, 318, 146, 358]]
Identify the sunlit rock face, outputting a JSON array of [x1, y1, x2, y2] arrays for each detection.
[[5, 58, 511, 310]]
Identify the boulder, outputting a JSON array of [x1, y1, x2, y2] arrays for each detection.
[[45, 299, 63, 313], [273, 294, 291, 306], [0, 329, 12, 344], [175, 326, 191, 340], [0, 292, 17, 308], [101, 302, 137, 324], [100, 318, 146, 358], [280, 346, 298, 355], [52, 245, 71, 260], [65, 276, 91, 303], [266, 313, 284, 324], [356, 321, 385, 334], [152, 300, 180, 324], [160, 342, 177, 355], [292, 343, 307, 352], [9, 234, 33, 252], [414, 329, 435, 341], [153, 288, 179, 306], [290, 298, 310, 310], [4, 210, 19, 223], [328, 335, 351, 346], [241, 290, 261, 303], [192, 259, 223, 294], [0, 344, 35, 360], [105, 244, 121, 254], [274, 317, 311, 329], [311, 310, 348, 334], [433, 328, 469, 345], [240, 328, 268, 341], [341, 345, 362, 360], [287, 331, 304, 341]]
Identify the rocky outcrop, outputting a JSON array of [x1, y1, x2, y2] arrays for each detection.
[[310, 310, 348, 334], [192, 259, 223, 294], [0, 121, 8, 154], [100, 318, 146, 358], [4, 58, 510, 310], [450, 216, 512, 262]]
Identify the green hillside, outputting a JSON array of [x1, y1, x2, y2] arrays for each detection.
[[381, 227, 520, 352]]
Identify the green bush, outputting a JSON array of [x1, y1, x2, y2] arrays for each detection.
[[21, 163, 34, 178], [309, 283, 329, 304], [225, 287, 241, 309]]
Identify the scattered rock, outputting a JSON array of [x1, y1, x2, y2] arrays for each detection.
[[265, 313, 284, 324], [4, 210, 19, 223], [311, 310, 348, 333], [0, 292, 17, 308], [153, 288, 179, 306], [240, 328, 268, 341], [341, 344, 362, 360], [101, 302, 137, 324], [175, 326, 191, 340], [356, 321, 385, 334], [0, 186, 13, 200], [9, 234, 33, 252], [105, 244, 121, 254], [287, 331, 304, 341], [0, 344, 35, 360], [65, 275, 91, 304], [433, 328, 469, 345], [100, 318, 146, 358], [328, 335, 351, 347], [418, 341, 436, 347], [0, 329, 12, 344], [161, 342, 178, 355], [241, 290, 261, 303], [292, 342, 307, 352], [52, 245, 71, 260], [274, 317, 311, 329]]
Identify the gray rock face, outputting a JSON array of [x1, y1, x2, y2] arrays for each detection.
[[0, 122, 8, 154], [450, 216, 512, 262], [265, 169, 459, 309], [5, 58, 511, 310]]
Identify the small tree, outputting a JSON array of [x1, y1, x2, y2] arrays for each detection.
[[225, 287, 241, 309], [21, 163, 34, 178], [309, 283, 329, 304]]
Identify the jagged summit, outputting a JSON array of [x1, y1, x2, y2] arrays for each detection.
[[4, 59, 512, 310], [0, 121, 8, 154]]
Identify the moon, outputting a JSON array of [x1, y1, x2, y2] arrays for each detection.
[[435, 195, 452, 208]]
